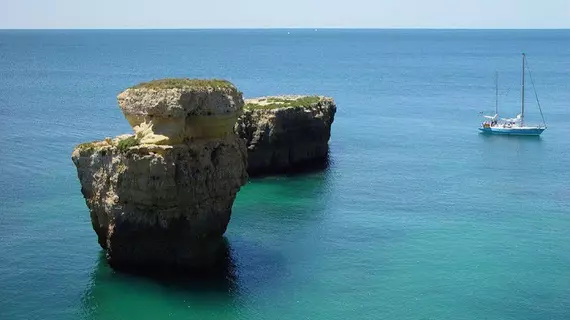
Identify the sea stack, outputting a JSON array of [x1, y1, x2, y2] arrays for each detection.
[[71, 79, 248, 271], [235, 95, 336, 175]]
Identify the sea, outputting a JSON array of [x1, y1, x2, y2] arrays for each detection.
[[0, 29, 569, 320]]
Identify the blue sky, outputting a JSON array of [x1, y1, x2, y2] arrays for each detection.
[[1, 0, 569, 29]]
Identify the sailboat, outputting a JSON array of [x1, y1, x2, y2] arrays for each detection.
[[479, 53, 547, 136]]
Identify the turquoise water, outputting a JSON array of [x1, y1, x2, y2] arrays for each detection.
[[1, 29, 570, 319]]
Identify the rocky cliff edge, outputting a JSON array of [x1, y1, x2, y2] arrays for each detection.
[[235, 95, 336, 175]]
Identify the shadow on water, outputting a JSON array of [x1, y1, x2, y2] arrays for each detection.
[[477, 132, 545, 154], [81, 237, 286, 318], [113, 238, 240, 294], [248, 152, 332, 179], [477, 132, 543, 142]]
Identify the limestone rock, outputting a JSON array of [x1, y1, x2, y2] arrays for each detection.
[[235, 95, 336, 175], [117, 79, 244, 145], [72, 79, 248, 271]]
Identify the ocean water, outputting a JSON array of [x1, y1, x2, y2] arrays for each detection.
[[1, 29, 570, 320]]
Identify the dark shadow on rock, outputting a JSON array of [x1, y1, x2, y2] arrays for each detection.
[[106, 218, 234, 273], [108, 237, 239, 294]]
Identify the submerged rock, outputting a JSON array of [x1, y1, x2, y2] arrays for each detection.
[[235, 95, 336, 175], [72, 79, 247, 270]]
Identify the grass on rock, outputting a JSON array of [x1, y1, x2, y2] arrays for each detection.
[[245, 96, 321, 110], [77, 142, 96, 152], [117, 136, 140, 152], [131, 78, 235, 90]]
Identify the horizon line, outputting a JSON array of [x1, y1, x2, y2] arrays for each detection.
[[1, 27, 569, 31]]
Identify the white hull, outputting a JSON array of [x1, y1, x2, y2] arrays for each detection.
[[479, 126, 545, 136]]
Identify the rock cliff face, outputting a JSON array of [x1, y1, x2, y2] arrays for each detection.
[[235, 96, 336, 175], [72, 79, 247, 270], [117, 79, 242, 144]]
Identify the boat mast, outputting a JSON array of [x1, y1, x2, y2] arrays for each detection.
[[495, 71, 498, 116], [521, 53, 525, 126]]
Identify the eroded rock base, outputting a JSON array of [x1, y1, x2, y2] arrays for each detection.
[[72, 134, 247, 270]]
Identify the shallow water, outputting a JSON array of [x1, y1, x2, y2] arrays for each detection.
[[1, 29, 569, 319]]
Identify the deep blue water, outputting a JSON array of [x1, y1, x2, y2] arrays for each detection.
[[1, 29, 569, 320]]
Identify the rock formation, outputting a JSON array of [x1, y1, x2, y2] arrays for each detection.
[[235, 95, 336, 175], [71, 79, 248, 271]]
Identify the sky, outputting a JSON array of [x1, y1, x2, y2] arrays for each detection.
[[1, 0, 569, 29]]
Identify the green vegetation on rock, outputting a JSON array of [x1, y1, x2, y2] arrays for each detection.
[[245, 96, 322, 110], [77, 142, 97, 152], [117, 136, 140, 152], [130, 78, 236, 90]]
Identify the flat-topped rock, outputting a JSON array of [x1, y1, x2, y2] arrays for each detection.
[[243, 95, 325, 110], [117, 79, 244, 145], [118, 79, 242, 117], [236, 95, 336, 175]]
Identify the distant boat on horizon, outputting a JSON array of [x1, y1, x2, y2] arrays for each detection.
[[479, 53, 547, 136]]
